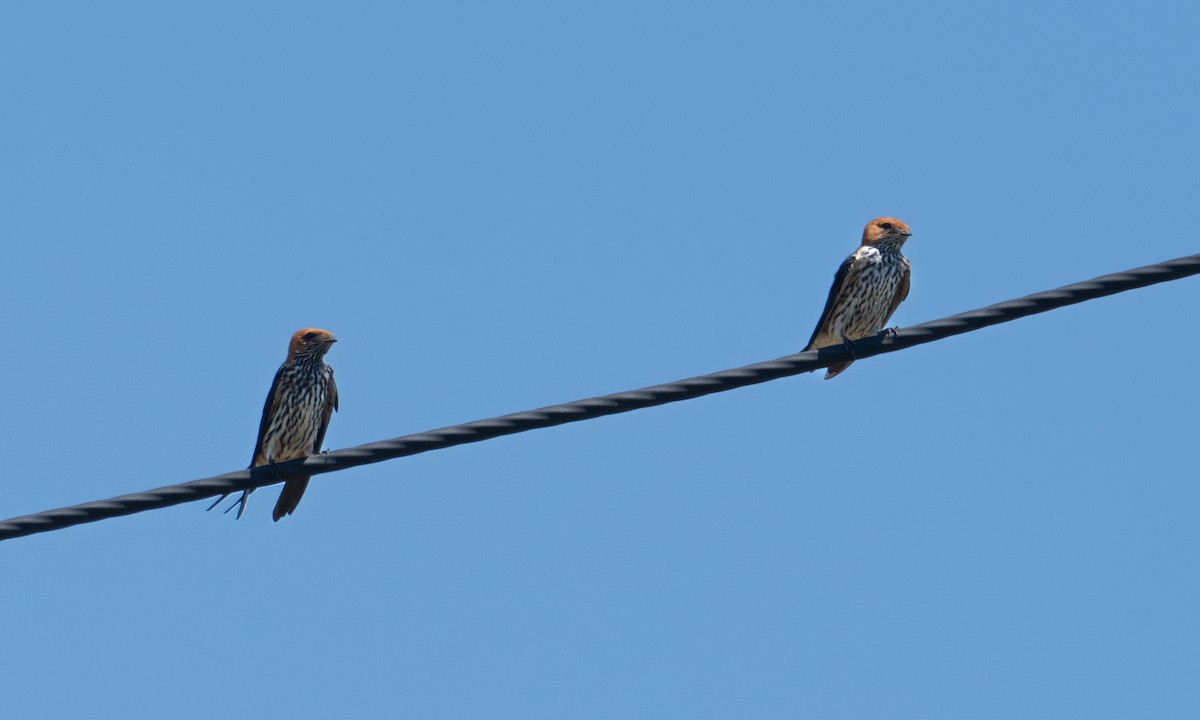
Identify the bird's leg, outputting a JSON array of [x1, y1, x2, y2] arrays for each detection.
[[839, 333, 859, 360]]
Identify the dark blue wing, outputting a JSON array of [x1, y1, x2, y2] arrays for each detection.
[[803, 253, 855, 351]]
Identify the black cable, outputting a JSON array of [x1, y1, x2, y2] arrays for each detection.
[[2, 252, 1197, 542]]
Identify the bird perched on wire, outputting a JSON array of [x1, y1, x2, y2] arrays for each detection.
[[803, 217, 912, 380], [209, 328, 339, 521]]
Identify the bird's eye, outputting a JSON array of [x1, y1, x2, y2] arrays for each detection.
[[303, 332, 317, 340], [880, 222, 894, 230]]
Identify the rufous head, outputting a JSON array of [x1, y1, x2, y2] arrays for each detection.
[[287, 328, 337, 362], [862, 217, 912, 247]]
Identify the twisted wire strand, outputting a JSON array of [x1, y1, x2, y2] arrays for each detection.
[[3, 253, 1198, 542]]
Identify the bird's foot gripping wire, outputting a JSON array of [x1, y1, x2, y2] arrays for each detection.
[[839, 334, 859, 360], [885, 326, 901, 338]]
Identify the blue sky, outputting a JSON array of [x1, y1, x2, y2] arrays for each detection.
[[3, 2, 1199, 717]]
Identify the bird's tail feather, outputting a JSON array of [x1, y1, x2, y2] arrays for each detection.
[[824, 361, 852, 380], [207, 490, 252, 519], [272, 477, 310, 522], [804, 339, 851, 380]]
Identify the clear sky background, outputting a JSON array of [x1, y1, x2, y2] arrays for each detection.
[[3, 2, 1199, 718]]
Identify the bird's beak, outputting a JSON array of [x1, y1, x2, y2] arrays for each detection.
[[901, 230, 913, 237], [327, 336, 338, 344]]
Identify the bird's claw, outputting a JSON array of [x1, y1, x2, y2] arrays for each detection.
[[839, 334, 859, 360]]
